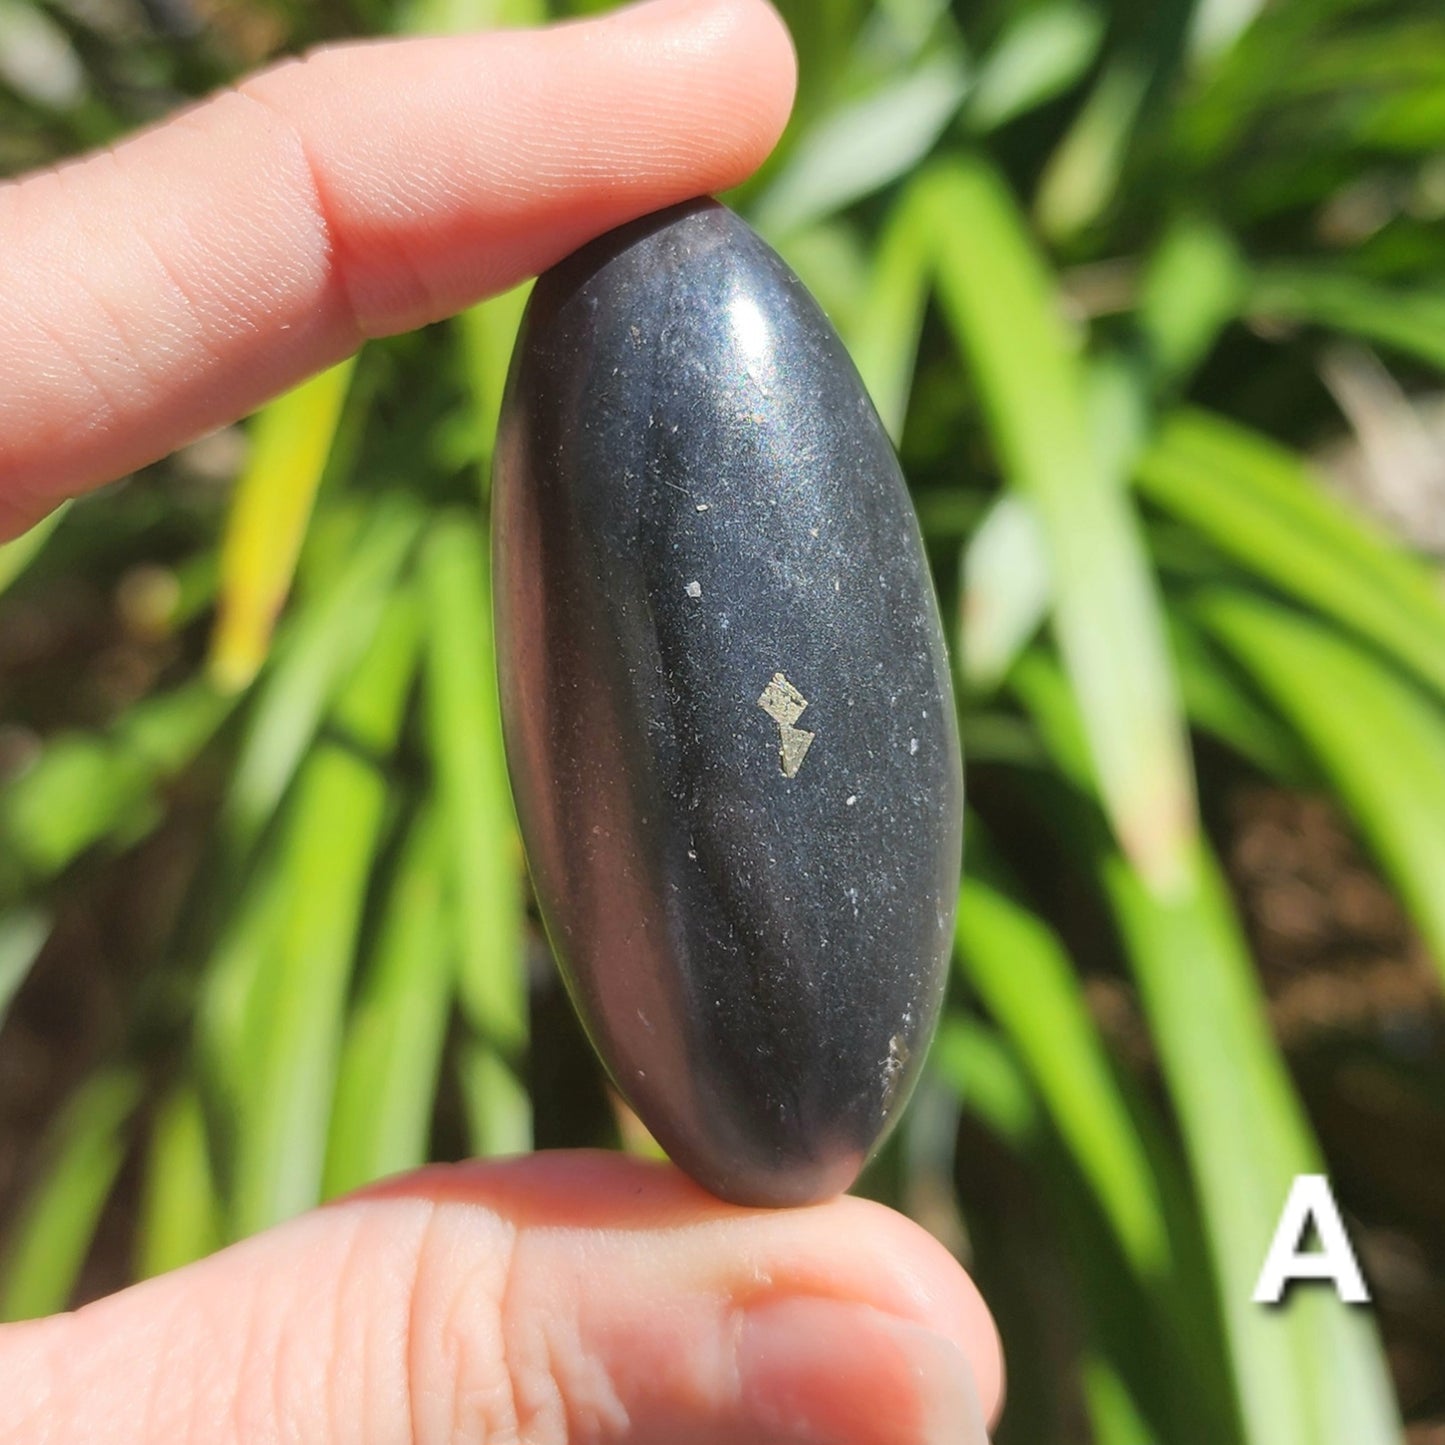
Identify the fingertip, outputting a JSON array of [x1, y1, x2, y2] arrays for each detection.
[[829, 1194, 1006, 1424], [586, 0, 798, 196], [739, 1299, 991, 1445], [658, 0, 799, 178]]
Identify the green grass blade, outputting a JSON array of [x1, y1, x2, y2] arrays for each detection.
[[926, 155, 1197, 890], [1036, 59, 1150, 241], [455, 284, 532, 487], [940, 982, 1239, 1445], [420, 515, 529, 1154], [1015, 652, 1402, 1445], [325, 804, 455, 1195], [752, 48, 969, 237], [0, 681, 232, 888], [849, 185, 935, 443], [0, 501, 69, 597], [1200, 590, 1445, 985], [1107, 846, 1401, 1445], [0, 1069, 143, 1321], [956, 861, 1171, 1276], [776, 222, 872, 348], [230, 589, 420, 1236], [1081, 1354, 1162, 1445], [1166, 609, 1314, 784], [1136, 217, 1245, 388], [210, 359, 357, 692], [0, 907, 49, 1035], [959, 493, 1050, 691], [965, 0, 1104, 133], [398, 0, 544, 34], [221, 496, 424, 860], [0, 1, 87, 113], [196, 849, 291, 1151], [929, 1014, 1041, 1147], [1251, 270, 1445, 373], [135, 1083, 222, 1279], [455, 1037, 532, 1160], [1188, 0, 1269, 65], [1137, 409, 1445, 701]]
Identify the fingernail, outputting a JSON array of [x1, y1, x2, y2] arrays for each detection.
[[739, 1296, 989, 1444]]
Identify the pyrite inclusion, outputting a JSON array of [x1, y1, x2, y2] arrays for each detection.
[[493, 199, 963, 1206]]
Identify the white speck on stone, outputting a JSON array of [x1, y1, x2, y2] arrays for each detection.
[[909, 738, 919, 755], [685, 580, 702, 598], [846, 794, 857, 806], [687, 849, 697, 860], [696, 502, 709, 512], [809, 526, 819, 538], [881, 1033, 911, 1116]]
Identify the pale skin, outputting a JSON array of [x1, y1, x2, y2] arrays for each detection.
[[0, 1, 1003, 1439]]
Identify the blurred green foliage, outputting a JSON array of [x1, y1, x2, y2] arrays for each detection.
[[2, 0, 1444, 1440]]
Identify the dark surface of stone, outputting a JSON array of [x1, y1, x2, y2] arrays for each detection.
[[493, 199, 963, 1206]]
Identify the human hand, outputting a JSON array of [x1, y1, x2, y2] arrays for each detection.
[[0, 3, 1002, 1440]]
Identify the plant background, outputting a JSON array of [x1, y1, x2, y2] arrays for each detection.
[[2, 0, 1444, 1440]]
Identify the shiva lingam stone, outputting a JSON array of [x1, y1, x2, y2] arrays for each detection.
[[493, 198, 963, 1207]]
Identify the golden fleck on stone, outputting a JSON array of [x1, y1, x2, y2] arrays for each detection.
[[758, 672, 816, 777]]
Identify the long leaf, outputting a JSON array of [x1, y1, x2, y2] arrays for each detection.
[[929, 1014, 1040, 1147], [0, 501, 69, 596], [1015, 651, 1402, 1445], [209, 359, 357, 692], [398, 0, 544, 34], [455, 284, 532, 488], [848, 185, 936, 443], [0, 907, 49, 1035], [196, 848, 291, 1156], [965, 0, 1104, 133], [0, 1069, 143, 1321], [1035, 59, 1150, 241], [1200, 590, 1445, 985], [1166, 609, 1314, 784], [936, 1008, 1234, 1445], [955, 859, 1171, 1277], [753, 48, 969, 237], [1251, 269, 1445, 374], [959, 493, 1050, 691], [419, 515, 529, 1154], [0, 681, 232, 887], [325, 804, 455, 1196], [1137, 409, 1445, 702], [229, 589, 420, 1236], [135, 1082, 222, 1279], [1082, 1353, 1164, 1445], [220, 495, 424, 860], [1107, 846, 1400, 1445], [1136, 217, 1244, 389], [925, 155, 1196, 890]]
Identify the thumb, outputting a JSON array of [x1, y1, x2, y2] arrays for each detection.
[[0, 1152, 1001, 1445]]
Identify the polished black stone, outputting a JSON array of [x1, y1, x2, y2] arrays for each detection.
[[493, 199, 963, 1206]]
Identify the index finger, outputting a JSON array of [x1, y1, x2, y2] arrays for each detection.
[[0, 0, 796, 537]]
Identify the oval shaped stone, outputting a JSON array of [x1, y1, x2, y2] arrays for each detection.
[[493, 199, 963, 1206]]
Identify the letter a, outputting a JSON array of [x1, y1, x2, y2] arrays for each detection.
[[1253, 1174, 1370, 1305]]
